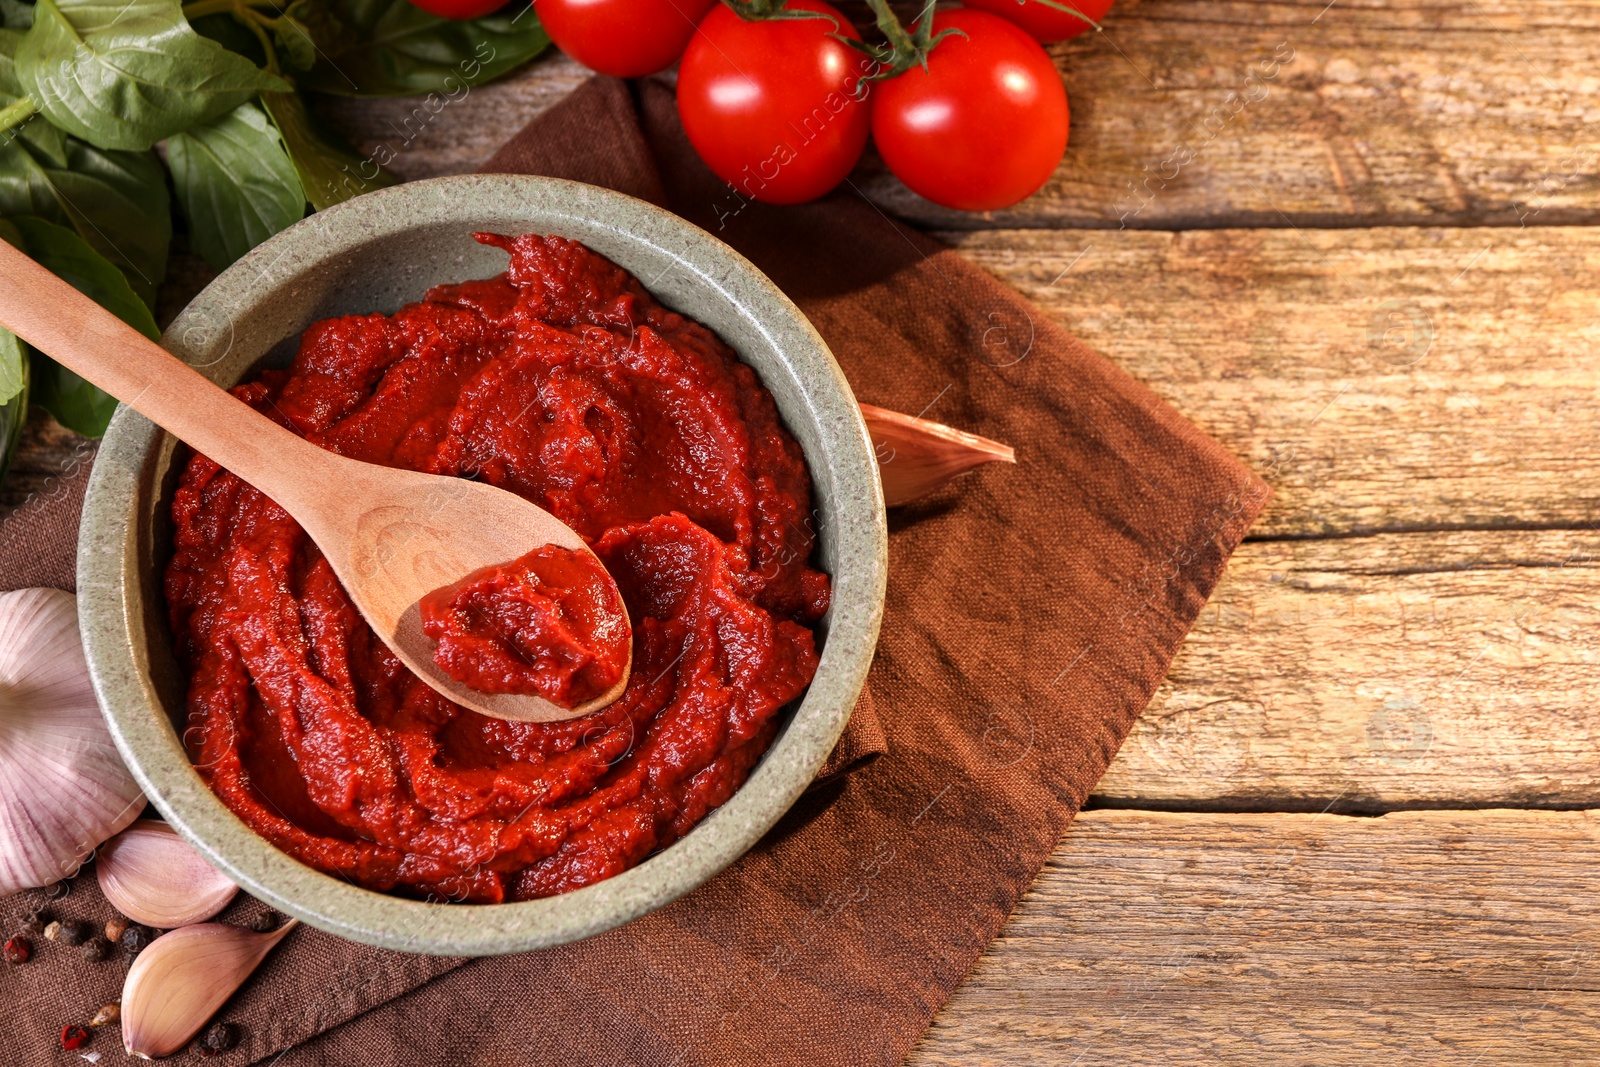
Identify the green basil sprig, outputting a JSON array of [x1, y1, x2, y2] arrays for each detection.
[[296, 0, 549, 97], [0, 26, 171, 307], [0, 0, 549, 452], [18, 0, 292, 151], [169, 101, 304, 271]]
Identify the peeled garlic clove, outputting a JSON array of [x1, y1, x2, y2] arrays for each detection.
[[97, 820, 238, 928], [860, 403, 1016, 507], [0, 588, 145, 896], [122, 920, 297, 1060]]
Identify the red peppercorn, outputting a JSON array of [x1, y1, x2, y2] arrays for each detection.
[[3, 936, 30, 964], [60, 1024, 89, 1050]]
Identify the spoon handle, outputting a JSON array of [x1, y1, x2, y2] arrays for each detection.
[[0, 240, 331, 508]]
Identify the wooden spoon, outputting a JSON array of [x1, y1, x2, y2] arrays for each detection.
[[0, 242, 630, 724]]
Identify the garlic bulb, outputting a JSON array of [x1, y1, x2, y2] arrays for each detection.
[[122, 920, 297, 1059], [0, 588, 144, 895], [98, 820, 238, 928], [861, 404, 1016, 507]]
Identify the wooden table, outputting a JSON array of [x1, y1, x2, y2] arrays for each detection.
[[9, 1, 1596, 1060]]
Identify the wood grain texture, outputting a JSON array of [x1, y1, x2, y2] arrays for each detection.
[[943, 225, 1600, 539], [317, 53, 591, 186], [1101, 528, 1600, 810], [934, 227, 1600, 808], [908, 808, 1600, 1066], [315, 0, 1600, 232]]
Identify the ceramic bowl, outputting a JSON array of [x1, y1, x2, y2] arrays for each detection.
[[78, 175, 887, 956]]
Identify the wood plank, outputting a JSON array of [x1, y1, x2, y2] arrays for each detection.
[[943, 225, 1600, 539], [1100, 528, 1600, 810], [910, 808, 1600, 1066], [316, 0, 1600, 231], [868, 0, 1600, 230]]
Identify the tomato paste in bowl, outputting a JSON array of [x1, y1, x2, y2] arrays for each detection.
[[166, 232, 832, 903], [80, 176, 886, 954], [418, 543, 631, 704]]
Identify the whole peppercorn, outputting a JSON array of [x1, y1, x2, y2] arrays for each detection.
[[78, 936, 110, 962], [104, 916, 130, 943], [19, 909, 48, 936], [118, 924, 156, 957], [43, 920, 62, 942], [60, 1024, 89, 1051], [88, 1003, 121, 1028], [195, 1021, 242, 1057], [247, 911, 279, 933], [203, 1022, 239, 1053], [3, 936, 31, 964], [57, 919, 91, 946]]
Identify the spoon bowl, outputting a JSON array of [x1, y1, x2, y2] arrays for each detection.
[[308, 456, 632, 722]]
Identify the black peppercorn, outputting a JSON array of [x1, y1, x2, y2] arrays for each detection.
[[3, 936, 30, 964], [18, 909, 47, 936], [78, 936, 110, 962], [246, 911, 279, 933], [57, 919, 91, 946], [203, 1022, 239, 1052], [118, 924, 155, 957]]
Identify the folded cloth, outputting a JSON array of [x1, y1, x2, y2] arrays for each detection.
[[0, 75, 1267, 1067]]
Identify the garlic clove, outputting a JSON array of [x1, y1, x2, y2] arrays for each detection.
[[121, 920, 297, 1060], [97, 820, 238, 928], [0, 588, 145, 896], [860, 404, 1017, 507]]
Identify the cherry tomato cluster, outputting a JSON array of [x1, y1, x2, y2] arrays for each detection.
[[530, 0, 1101, 212]]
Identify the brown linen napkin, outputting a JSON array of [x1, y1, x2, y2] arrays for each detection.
[[0, 76, 1267, 1067], [272, 77, 1268, 1065]]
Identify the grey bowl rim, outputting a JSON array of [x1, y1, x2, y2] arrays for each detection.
[[76, 174, 888, 956]]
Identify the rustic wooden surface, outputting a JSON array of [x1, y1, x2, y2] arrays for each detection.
[[908, 809, 1600, 1066], [6, 0, 1597, 1060]]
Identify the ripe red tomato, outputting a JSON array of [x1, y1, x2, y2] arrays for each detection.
[[676, 1, 872, 205], [537, 0, 718, 77], [960, 0, 1115, 43], [870, 9, 1068, 212], [408, 0, 509, 16]]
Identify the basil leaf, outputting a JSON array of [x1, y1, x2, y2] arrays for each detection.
[[30, 351, 112, 435], [17, 0, 291, 151], [0, 137, 171, 306], [273, 13, 317, 72], [0, 27, 63, 163], [260, 90, 395, 211], [168, 101, 304, 272], [0, 31, 170, 304], [0, 221, 28, 491], [0, 334, 27, 483], [7, 215, 158, 435], [187, 10, 267, 67], [297, 0, 548, 97], [0, 0, 33, 30], [0, 324, 25, 406]]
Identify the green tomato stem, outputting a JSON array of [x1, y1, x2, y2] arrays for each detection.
[[861, 0, 918, 58], [0, 96, 39, 141]]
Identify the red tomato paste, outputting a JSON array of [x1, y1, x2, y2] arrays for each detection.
[[418, 544, 631, 706], [166, 233, 830, 903]]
